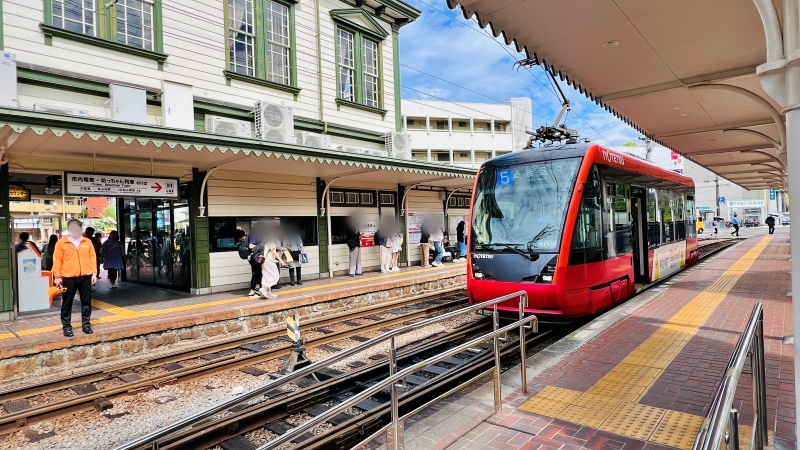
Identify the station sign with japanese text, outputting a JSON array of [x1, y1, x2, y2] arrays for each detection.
[[65, 173, 179, 198], [726, 199, 764, 208], [9, 185, 30, 202]]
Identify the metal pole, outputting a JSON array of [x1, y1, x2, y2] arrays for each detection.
[[493, 306, 502, 411], [729, 409, 740, 450], [715, 177, 721, 217], [389, 336, 403, 450], [754, 312, 769, 448], [519, 295, 528, 394]]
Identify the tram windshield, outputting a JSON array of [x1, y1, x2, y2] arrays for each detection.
[[472, 157, 581, 254]]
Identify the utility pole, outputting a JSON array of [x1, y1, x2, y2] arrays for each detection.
[[715, 177, 720, 217], [639, 136, 654, 162]]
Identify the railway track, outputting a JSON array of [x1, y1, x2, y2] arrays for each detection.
[[0, 289, 470, 436]]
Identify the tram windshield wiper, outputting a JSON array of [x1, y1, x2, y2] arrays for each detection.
[[481, 243, 539, 261]]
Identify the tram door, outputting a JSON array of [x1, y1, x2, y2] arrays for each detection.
[[630, 187, 648, 283]]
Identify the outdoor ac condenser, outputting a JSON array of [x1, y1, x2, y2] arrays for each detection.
[[254, 101, 295, 144], [337, 144, 367, 154], [205, 115, 252, 138], [385, 132, 412, 160], [33, 104, 90, 117], [297, 131, 331, 149]]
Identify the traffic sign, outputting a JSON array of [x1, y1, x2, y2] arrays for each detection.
[[718, 196, 725, 203], [770, 189, 776, 200], [286, 315, 300, 343]]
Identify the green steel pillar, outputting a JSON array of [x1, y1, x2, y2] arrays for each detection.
[[398, 184, 408, 265], [0, 164, 12, 316], [317, 178, 329, 274], [189, 168, 211, 294]]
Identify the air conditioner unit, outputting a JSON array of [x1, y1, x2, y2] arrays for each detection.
[[385, 132, 412, 160], [33, 104, 90, 117], [337, 144, 367, 154], [205, 115, 252, 138], [254, 101, 294, 144], [297, 131, 331, 149], [365, 149, 388, 158]]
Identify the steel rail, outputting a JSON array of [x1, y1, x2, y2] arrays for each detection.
[[691, 303, 768, 450], [260, 314, 538, 450], [114, 291, 529, 450]]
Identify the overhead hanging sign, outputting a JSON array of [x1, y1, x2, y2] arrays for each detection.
[[9, 185, 30, 202], [727, 199, 764, 208], [65, 173, 179, 198]]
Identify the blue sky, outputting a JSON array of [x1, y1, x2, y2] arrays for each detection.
[[398, 0, 641, 148]]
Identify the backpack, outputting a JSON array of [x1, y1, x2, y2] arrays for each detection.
[[373, 230, 383, 247], [249, 243, 265, 264], [237, 238, 251, 260]]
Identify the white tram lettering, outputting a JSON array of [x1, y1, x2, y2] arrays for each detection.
[[601, 150, 624, 166], [473, 254, 494, 259]]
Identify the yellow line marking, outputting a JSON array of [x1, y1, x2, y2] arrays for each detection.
[[0, 264, 463, 341], [519, 237, 772, 449]]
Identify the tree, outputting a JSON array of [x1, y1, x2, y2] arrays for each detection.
[[101, 205, 116, 220], [622, 141, 638, 147]]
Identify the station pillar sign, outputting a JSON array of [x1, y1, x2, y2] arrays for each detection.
[[770, 189, 776, 200]]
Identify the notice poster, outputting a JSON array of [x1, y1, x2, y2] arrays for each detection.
[[408, 211, 445, 244], [359, 219, 378, 247], [650, 241, 686, 281]]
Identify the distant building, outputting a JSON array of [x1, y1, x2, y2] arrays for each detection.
[[84, 197, 114, 218], [400, 98, 533, 168], [616, 144, 685, 173]]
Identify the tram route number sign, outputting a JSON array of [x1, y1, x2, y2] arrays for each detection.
[[65, 173, 179, 198]]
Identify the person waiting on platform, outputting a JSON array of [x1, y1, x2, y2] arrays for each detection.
[[283, 227, 305, 286], [85, 227, 102, 279], [53, 219, 97, 337], [375, 220, 392, 273], [455, 221, 467, 262], [14, 232, 30, 253], [389, 224, 404, 272], [419, 219, 431, 267], [766, 215, 776, 234], [42, 234, 58, 271], [730, 214, 741, 236], [100, 230, 125, 288], [346, 218, 362, 277], [258, 224, 286, 299], [246, 222, 264, 298], [430, 218, 445, 267]]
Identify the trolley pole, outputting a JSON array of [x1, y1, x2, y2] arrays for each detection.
[[715, 177, 720, 217]]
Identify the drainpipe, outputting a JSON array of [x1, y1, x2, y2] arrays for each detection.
[[198, 167, 218, 218], [316, 0, 327, 133]]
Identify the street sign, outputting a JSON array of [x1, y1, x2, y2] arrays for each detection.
[[286, 315, 300, 343], [770, 189, 776, 200], [718, 196, 725, 203], [65, 173, 179, 198], [9, 185, 30, 202]]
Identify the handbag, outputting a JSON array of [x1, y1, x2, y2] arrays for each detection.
[[282, 249, 294, 264], [300, 253, 308, 264]]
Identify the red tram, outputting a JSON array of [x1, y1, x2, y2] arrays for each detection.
[[467, 143, 698, 318]]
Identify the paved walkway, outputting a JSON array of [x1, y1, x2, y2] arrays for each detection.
[[449, 231, 794, 450]]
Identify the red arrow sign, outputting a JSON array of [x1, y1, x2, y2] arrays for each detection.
[[151, 183, 163, 193]]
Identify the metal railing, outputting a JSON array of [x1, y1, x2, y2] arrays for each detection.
[[259, 310, 537, 450], [114, 291, 532, 450], [692, 304, 768, 450]]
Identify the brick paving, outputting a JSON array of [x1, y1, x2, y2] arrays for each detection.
[[448, 232, 795, 450]]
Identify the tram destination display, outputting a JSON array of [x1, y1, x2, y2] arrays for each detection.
[[65, 173, 179, 198]]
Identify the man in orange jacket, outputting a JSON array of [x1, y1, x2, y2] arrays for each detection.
[[53, 219, 98, 337]]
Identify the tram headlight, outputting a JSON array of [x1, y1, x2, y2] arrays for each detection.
[[536, 256, 558, 283], [540, 274, 553, 282]]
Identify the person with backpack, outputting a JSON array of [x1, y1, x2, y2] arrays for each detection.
[[239, 223, 263, 298], [730, 214, 741, 236], [766, 215, 776, 234]]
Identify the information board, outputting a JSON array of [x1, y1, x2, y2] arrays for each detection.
[[65, 173, 179, 198], [407, 211, 444, 244]]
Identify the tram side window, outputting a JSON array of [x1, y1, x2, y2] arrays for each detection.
[[686, 196, 697, 238], [647, 188, 660, 248], [604, 181, 631, 257], [660, 190, 675, 244], [570, 166, 603, 264], [675, 194, 686, 240]]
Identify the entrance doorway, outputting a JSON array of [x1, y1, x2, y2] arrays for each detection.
[[120, 198, 191, 291]]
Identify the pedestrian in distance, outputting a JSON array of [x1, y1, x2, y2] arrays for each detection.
[[14, 232, 30, 253], [258, 225, 286, 299], [766, 215, 776, 234], [419, 219, 431, 267], [390, 225, 404, 272], [42, 234, 58, 271], [346, 218, 362, 277], [455, 221, 467, 262], [430, 218, 445, 267], [85, 227, 102, 279], [712, 219, 719, 237], [53, 219, 97, 337], [730, 214, 741, 237], [100, 230, 125, 288]]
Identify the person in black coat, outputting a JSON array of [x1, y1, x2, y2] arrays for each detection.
[[346, 219, 362, 277]]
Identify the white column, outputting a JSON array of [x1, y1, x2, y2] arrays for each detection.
[[448, 116, 453, 164], [470, 118, 475, 167]]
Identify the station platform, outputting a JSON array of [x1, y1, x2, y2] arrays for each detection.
[[0, 263, 466, 384], [443, 230, 794, 450]]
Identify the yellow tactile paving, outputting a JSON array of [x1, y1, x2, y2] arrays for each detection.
[[533, 386, 583, 404], [649, 410, 705, 449], [600, 403, 666, 441], [0, 264, 458, 341], [514, 237, 772, 450], [557, 404, 608, 428]]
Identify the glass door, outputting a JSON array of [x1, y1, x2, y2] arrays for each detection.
[[153, 207, 173, 285]]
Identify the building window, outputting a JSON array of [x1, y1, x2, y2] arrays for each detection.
[[330, 189, 377, 207], [494, 121, 509, 132], [47, 0, 164, 54], [115, 0, 154, 50], [337, 28, 356, 101], [65, 201, 75, 205], [227, 0, 293, 85], [32, 199, 41, 204], [362, 39, 379, 108], [52, 0, 96, 36]]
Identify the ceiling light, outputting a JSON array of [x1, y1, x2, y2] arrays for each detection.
[[672, 106, 681, 110], [679, 113, 689, 117], [602, 40, 619, 48], [120, 146, 127, 149]]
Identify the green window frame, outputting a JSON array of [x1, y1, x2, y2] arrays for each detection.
[[41, 0, 167, 67], [223, 0, 299, 96], [332, 10, 388, 116]]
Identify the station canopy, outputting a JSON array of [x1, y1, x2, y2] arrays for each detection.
[[445, 0, 786, 190]]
